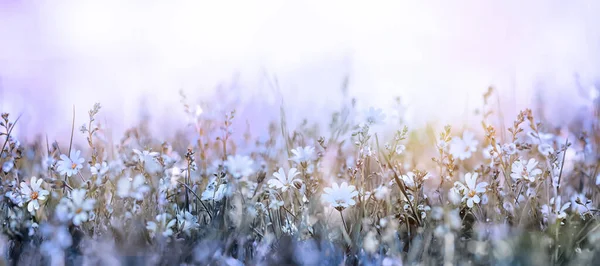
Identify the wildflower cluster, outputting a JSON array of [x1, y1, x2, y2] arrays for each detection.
[[0, 89, 600, 266]]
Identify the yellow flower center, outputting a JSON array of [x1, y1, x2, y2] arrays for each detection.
[[71, 163, 78, 169], [75, 208, 83, 214], [468, 190, 476, 198], [31, 191, 38, 200]]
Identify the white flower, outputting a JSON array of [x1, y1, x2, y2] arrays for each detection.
[[56, 150, 85, 177], [40, 223, 72, 265], [502, 143, 517, 155], [448, 187, 462, 205], [395, 145, 406, 155], [146, 213, 176, 238], [90, 161, 109, 178], [449, 131, 478, 160], [541, 197, 570, 223], [571, 194, 593, 214], [290, 146, 315, 164], [2, 160, 14, 173], [201, 177, 227, 201], [225, 155, 254, 179], [177, 210, 199, 235], [321, 182, 359, 210], [117, 174, 150, 200], [20, 176, 50, 214], [503, 202, 514, 214], [57, 189, 96, 226], [374, 185, 390, 200], [482, 144, 501, 160], [133, 149, 161, 173], [363, 107, 386, 125], [268, 168, 302, 192], [401, 172, 416, 189], [5, 190, 23, 206], [133, 149, 159, 163], [510, 158, 542, 182], [455, 173, 488, 208], [537, 144, 554, 157]]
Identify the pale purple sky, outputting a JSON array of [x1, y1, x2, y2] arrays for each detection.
[[1, 0, 599, 142]]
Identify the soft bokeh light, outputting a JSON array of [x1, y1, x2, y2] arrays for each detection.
[[1, 0, 599, 142]]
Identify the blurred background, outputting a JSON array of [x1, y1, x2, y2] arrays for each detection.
[[1, 0, 600, 143]]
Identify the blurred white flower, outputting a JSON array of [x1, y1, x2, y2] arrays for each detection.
[[321, 182, 359, 210], [117, 174, 150, 200], [395, 144, 406, 155], [20, 176, 49, 214], [455, 173, 488, 208], [201, 177, 227, 201], [502, 143, 517, 155], [571, 194, 593, 214], [510, 158, 542, 182], [449, 131, 478, 160], [482, 144, 500, 160], [2, 160, 14, 173], [133, 149, 159, 163], [363, 107, 386, 125], [401, 172, 416, 189], [503, 202, 514, 214], [374, 185, 390, 200], [40, 223, 72, 266], [133, 149, 161, 173], [448, 186, 462, 205], [363, 230, 379, 254], [290, 146, 315, 164], [541, 197, 570, 223], [90, 161, 109, 178], [177, 210, 199, 235], [537, 144, 554, 157], [225, 155, 254, 179], [5, 190, 23, 206], [268, 167, 302, 192], [57, 189, 96, 226], [56, 150, 85, 177], [146, 213, 177, 238]]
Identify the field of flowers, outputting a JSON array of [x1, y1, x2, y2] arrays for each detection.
[[1, 88, 600, 265]]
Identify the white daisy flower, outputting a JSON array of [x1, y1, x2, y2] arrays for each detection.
[[56, 150, 85, 177], [449, 131, 478, 160], [225, 155, 254, 179], [455, 173, 488, 208], [57, 189, 96, 226], [321, 182, 359, 211], [117, 174, 150, 200], [20, 176, 50, 214], [268, 167, 302, 192], [146, 213, 177, 238], [510, 158, 542, 182], [290, 146, 315, 164]]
